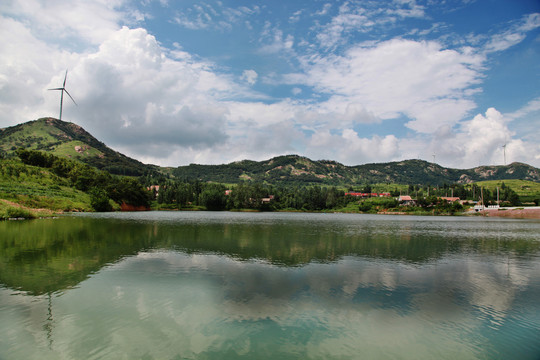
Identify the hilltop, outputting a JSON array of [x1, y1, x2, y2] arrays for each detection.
[[2, 118, 540, 186], [0, 118, 159, 176], [173, 155, 540, 186]]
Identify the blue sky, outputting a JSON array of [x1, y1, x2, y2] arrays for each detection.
[[1, 0, 539, 168]]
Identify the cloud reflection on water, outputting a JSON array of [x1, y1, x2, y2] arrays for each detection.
[[95, 249, 540, 359], [126, 249, 539, 327]]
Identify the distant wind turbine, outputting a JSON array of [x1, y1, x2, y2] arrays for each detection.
[[48, 70, 77, 121], [432, 154, 436, 163], [502, 143, 507, 165]]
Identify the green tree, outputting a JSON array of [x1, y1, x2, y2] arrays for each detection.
[[502, 186, 520, 206], [200, 183, 227, 210], [358, 202, 372, 212], [108, 177, 150, 207], [90, 188, 113, 212]]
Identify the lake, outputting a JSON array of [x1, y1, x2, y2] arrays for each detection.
[[1, 211, 539, 359]]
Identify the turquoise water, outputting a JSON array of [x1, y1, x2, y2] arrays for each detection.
[[1, 212, 539, 359]]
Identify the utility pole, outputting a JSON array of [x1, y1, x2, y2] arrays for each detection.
[[480, 187, 484, 207]]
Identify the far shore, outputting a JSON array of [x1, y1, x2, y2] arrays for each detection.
[[3, 200, 540, 220], [471, 206, 540, 219]]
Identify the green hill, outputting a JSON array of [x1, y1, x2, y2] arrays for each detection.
[[0, 118, 159, 176], [0, 158, 93, 217], [0, 146, 153, 217], [173, 156, 540, 186]]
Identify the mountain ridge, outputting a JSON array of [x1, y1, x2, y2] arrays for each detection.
[[1, 118, 539, 185], [173, 155, 540, 185]]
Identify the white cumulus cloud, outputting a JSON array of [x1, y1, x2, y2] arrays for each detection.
[[298, 39, 484, 134], [241, 70, 258, 85]]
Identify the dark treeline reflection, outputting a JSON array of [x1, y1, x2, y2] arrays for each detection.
[[1, 213, 539, 294]]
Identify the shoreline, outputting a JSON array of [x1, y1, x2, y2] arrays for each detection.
[[4, 201, 540, 220], [471, 207, 540, 219]]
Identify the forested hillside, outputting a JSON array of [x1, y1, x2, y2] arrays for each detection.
[[1, 149, 151, 216], [172, 156, 540, 186]]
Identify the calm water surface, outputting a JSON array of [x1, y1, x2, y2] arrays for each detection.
[[1, 212, 539, 359]]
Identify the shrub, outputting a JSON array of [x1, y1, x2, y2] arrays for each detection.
[[1, 205, 36, 219], [90, 188, 113, 212], [358, 202, 373, 212]]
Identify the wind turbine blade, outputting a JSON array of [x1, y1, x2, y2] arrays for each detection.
[[63, 70, 68, 87], [64, 89, 77, 106], [48, 88, 63, 91]]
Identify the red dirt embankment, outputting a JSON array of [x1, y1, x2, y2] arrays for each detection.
[[478, 207, 540, 219]]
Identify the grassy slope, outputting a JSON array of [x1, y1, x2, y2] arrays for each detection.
[[0, 119, 104, 159], [473, 180, 540, 202], [473, 179, 540, 195], [0, 159, 92, 217]]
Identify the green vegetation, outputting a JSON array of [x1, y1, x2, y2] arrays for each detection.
[[0, 202, 37, 220], [142, 176, 539, 214], [473, 180, 540, 204], [89, 188, 114, 212], [170, 156, 540, 186], [1, 150, 536, 216], [0, 159, 92, 213], [0, 118, 161, 177], [1, 149, 151, 215]]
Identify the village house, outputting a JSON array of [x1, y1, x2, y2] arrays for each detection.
[[398, 195, 416, 206], [147, 185, 160, 198], [261, 195, 275, 203]]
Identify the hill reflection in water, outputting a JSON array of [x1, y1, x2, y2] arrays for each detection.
[[1, 212, 539, 295]]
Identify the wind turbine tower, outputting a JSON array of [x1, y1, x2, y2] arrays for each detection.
[[48, 70, 77, 121], [502, 143, 507, 165]]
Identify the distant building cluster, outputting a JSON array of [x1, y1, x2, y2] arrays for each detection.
[[345, 192, 391, 198]]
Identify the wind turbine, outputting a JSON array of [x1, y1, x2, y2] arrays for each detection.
[[48, 70, 77, 121], [502, 143, 507, 165]]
